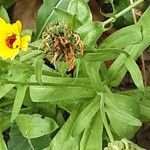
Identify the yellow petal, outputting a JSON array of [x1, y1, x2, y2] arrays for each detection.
[[11, 20, 22, 34], [13, 34, 21, 49], [0, 18, 11, 35], [0, 47, 19, 60], [11, 23, 19, 34], [16, 20, 22, 32], [0, 17, 6, 25], [21, 35, 31, 51]]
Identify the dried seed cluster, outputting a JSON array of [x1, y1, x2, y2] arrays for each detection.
[[41, 22, 84, 70]]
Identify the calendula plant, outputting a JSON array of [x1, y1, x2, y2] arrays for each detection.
[[0, 0, 150, 149]]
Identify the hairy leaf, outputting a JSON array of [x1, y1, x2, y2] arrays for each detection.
[[100, 24, 142, 48], [0, 6, 10, 22], [80, 111, 103, 150], [55, 8, 82, 29], [76, 21, 103, 46], [8, 124, 51, 150], [0, 111, 11, 132], [105, 93, 141, 138], [105, 6, 150, 86], [16, 114, 58, 139], [125, 57, 144, 90], [30, 75, 96, 102], [11, 85, 27, 122], [140, 99, 150, 122], [71, 96, 99, 136], [49, 111, 81, 150], [68, 0, 92, 22]]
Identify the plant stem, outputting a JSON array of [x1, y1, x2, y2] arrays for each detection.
[[130, 0, 137, 23], [99, 93, 114, 143], [0, 79, 88, 87], [28, 138, 35, 150], [103, 0, 144, 26]]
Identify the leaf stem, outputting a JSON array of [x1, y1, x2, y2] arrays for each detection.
[[99, 93, 114, 143], [0, 78, 89, 87], [28, 138, 35, 150], [103, 0, 144, 26]]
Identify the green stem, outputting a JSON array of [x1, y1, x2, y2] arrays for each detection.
[[103, 0, 144, 26], [0, 79, 88, 87], [28, 138, 35, 150], [99, 93, 114, 143]]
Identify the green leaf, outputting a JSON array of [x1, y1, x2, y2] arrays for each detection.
[[21, 29, 33, 37], [8, 125, 32, 150], [30, 75, 96, 102], [76, 21, 103, 46], [8, 124, 52, 150], [80, 111, 103, 150], [48, 111, 81, 150], [0, 0, 17, 9], [74, 59, 81, 79], [35, 57, 43, 84], [105, 93, 141, 126], [31, 135, 51, 150], [116, 0, 133, 26], [11, 85, 27, 122], [29, 39, 42, 48], [68, 0, 92, 23], [83, 48, 129, 62], [106, 106, 141, 126], [71, 96, 99, 136], [0, 71, 29, 99], [105, 93, 141, 138], [30, 85, 95, 102], [31, 74, 90, 85], [124, 57, 144, 90], [0, 132, 7, 150], [140, 99, 150, 122], [105, 6, 150, 87], [56, 62, 68, 77], [0, 111, 11, 132], [0, 6, 10, 22], [0, 84, 15, 99], [138, 6, 150, 40], [85, 62, 103, 92], [55, 8, 82, 29], [16, 114, 58, 139], [20, 50, 43, 61], [83, 52, 117, 62], [33, 0, 70, 40], [100, 24, 142, 49]]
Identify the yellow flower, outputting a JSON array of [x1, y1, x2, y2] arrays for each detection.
[[0, 18, 31, 60]]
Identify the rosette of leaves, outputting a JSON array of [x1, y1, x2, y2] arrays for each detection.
[[40, 22, 84, 71]]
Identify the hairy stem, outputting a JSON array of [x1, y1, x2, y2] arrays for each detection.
[[0, 78, 88, 87]]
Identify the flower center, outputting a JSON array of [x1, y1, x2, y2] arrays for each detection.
[[6, 34, 16, 48]]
